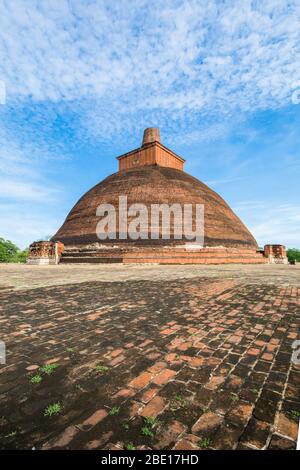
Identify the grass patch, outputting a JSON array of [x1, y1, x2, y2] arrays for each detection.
[[175, 394, 187, 405], [40, 364, 59, 375], [66, 347, 74, 353], [141, 416, 159, 438], [170, 394, 187, 411], [109, 406, 120, 416], [230, 393, 239, 402], [124, 442, 135, 450], [198, 437, 212, 448], [291, 410, 300, 419], [141, 426, 154, 438], [144, 416, 159, 428], [44, 402, 61, 417], [95, 365, 109, 374], [30, 374, 42, 384]]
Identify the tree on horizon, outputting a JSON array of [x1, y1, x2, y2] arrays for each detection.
[[0, 237, 28, 263]]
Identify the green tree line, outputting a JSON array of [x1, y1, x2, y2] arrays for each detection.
[[287, 248, 300, 264], [0, 237, 28, 263]]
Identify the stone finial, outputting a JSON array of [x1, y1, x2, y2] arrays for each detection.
[[142, 128, 161, 146]]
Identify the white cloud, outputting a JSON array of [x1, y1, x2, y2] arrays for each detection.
[[0, 0, 300, 140], [0, 178, 58, 201], [0, 143, 60, 245], [0, 128, 60, 201], [204, 176, 247, 187], [233, 201, 300, 247], [0, 203, 58, 248]]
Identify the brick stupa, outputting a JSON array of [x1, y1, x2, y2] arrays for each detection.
[[51, 128, 267, 264]]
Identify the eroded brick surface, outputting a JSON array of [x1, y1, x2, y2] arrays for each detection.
[[0, 275, 299, 450]]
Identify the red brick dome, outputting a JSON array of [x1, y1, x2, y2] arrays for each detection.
[[52, 164, 258, 250]]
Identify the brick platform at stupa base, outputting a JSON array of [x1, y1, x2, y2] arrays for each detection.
[[59, 245, 267, 264]]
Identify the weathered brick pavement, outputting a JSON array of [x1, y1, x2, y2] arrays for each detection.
[[0, 268, 299, 450]]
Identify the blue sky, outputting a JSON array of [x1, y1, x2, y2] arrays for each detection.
[[0, 0, 300, 249]]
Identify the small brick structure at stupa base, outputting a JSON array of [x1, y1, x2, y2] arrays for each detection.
[[264, 244, 288, 264], [27, 241, 64, 265]]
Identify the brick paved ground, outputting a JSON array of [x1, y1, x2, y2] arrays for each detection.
[[0, 265, 299, 450], [1, 262, 300, 290]]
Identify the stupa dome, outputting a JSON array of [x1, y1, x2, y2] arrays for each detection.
[[53, 165, 256, 249]]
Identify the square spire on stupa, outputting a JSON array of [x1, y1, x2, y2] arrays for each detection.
[[117, 128, 185, 172]]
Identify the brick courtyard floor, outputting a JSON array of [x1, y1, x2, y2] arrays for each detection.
[[0, 264, 299, 450]]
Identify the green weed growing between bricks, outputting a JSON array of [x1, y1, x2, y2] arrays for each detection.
[[43, 403, 61, 417], [27, 364, 59, 385], [29, 374, 42, 384], [170, 394, 187, 411], [141, 416, 159, 438], [124, 443, 136, 450], [141, 426, 154, 438], [40, 364, 59, 375], [198, 437, 212, 449], [109, 406, 120, 416], [230, 393, 239, 402], [95, 365, 109, 374]]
